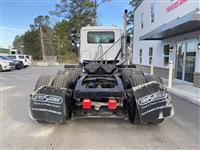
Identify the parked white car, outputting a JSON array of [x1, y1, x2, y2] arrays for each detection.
[[24, 55, 32, 66], [0, 57, 15, 71], [10, 55, 29, 67]]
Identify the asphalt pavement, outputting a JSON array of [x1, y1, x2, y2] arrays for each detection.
[[1, 66, 199, 149]]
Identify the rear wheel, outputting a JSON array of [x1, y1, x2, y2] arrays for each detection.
[[34, 75, 55, 91], [121, 68, 144, 89], [52, 71, 81, 120], [128, 73, 146, 124], [144, 74, 163, 84], [57, 70, 69, 75], [122, 69, 145, 124], [145, 75, 164, 124], [15, 64, 21, 70], [0, 65, 3, 72], [149, 119, 164, 124], [34, 75, 56, 124]]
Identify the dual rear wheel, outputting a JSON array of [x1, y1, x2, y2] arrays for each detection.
[[34, 69, 81, 124], [122, 69, 164, 124]]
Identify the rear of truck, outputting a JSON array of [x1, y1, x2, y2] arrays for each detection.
[[29, 26, 174, 124]]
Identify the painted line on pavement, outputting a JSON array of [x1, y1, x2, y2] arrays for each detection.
[[0, 86, 16, 92]]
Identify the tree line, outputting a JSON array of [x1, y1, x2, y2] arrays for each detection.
[[13, 0, 140, 61]]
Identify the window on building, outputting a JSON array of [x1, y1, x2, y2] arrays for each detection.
[[140, 13, 144, 29], [150, 3, 155, 23], [139, 49, 142, 64], [149, 47, 153, 64], [163, 44, 170, 67]]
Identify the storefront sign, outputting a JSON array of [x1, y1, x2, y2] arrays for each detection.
[[166, 0, 188, 13]]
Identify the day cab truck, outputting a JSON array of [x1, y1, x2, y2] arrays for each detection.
[[29, 25, 174, 125]]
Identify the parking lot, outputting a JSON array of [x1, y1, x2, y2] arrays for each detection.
[[1, 66, 199, 149]]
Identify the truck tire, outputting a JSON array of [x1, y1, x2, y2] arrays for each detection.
[[128, 72, 146, 87], [144, 75, 163, 84], [53, 71, 81, 119], [57, 70, 69, 75], [149, 119, 164, 124], [128, 73, 146, 124], [33, 75, 55, 124], [121, 68, 144, 89], [121, 69, 145, 124], [34, 75, 55, 91], [144, 75, 164, 124], [0, 65, 3, 72], [52, 75, 70, 88]]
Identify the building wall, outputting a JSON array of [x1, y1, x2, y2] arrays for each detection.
[[133, 0, 200, 67], [132, 0, 200, 86]]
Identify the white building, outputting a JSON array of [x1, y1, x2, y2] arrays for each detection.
[[132, 0, 200, 87]]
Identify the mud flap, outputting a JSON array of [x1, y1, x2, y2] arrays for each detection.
[[30, 86, 72, 124], [128, 81, 174, 123]]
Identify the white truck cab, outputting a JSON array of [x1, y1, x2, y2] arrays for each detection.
[[80, 26, 122, 63], [10, 49, 22, 55]]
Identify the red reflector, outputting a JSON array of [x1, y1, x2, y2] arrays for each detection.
[[108, 99, 117, 110], [82, 99, 91, 109]]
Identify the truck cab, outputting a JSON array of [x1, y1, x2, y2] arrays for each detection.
[[80, 26, 122, 64]]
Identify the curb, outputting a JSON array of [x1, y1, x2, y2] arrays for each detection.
[[170, 89, 200, 106]]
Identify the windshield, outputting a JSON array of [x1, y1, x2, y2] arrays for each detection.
[[0, 56, 10, 60], [19, 56, 25, 59], [87, 32, 115, 44], [8, 56, 17, 59]]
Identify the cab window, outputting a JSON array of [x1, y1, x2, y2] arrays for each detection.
[[19, 56, 25, 59], [87, 32, 115, 44]]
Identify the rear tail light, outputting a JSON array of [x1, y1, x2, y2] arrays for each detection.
[[82, 99, 91, 109], [108, 99, 117, 110]]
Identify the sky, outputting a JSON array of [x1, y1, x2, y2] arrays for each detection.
[[0, 0, 132, 48]]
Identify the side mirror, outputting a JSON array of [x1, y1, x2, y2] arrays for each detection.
[[70, 33, 78, 47], [70, 27, 78, 47]]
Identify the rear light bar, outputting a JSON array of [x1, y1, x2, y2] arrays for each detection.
[[82, 99, 118, 110], [108, 99, 117, 110], [82, 98, 91, 109]]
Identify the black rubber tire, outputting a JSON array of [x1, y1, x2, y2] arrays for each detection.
[[34, 75, 55, 91], [15, 64, 21, 70], [144, 75, 164, 124], [36, 120, 48, 124], [127, 73, 146, 124], [121, 68, 144, 89], [128, 71, 146, 87], [57, 70, 69, 75], [55, 69, 81, 88], [149, 119, 164, 124], [52, 74, 71, 89], [121, 69, 145, 124], [34, 75, 55, 124], [0, 65, 3, 72], [52, 71, 81, 121], [145, 75, 163, 84]]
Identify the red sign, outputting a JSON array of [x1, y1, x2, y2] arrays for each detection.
[[166, 0, 188, 13]]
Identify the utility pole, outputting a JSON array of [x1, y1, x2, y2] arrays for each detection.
[[123, 9, 128, 65], [40, 26, 45, 61]]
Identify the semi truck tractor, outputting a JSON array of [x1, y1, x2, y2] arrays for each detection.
[[30, 25, 174, 124]]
